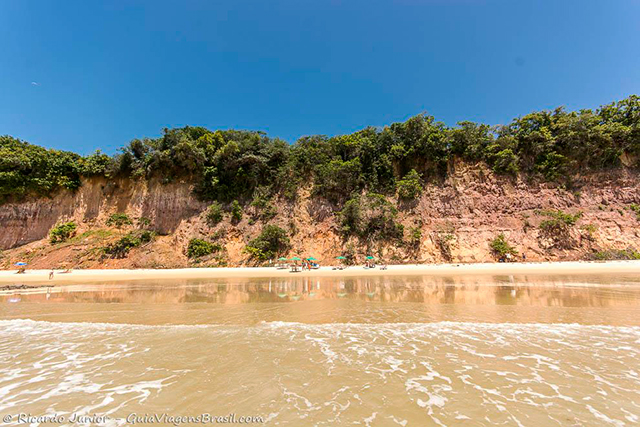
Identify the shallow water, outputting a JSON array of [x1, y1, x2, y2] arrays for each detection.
[[1, 274, 639, 426]]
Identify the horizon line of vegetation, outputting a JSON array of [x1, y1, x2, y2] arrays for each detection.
[[1, 95, 639, 206]]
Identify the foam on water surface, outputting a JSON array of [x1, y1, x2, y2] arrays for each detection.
[[0, 318, 639, 425]]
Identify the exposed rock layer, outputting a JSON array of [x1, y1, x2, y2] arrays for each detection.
[[1, 162, 639, 268]]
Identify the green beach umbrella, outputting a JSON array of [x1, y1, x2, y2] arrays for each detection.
[[336, 256, 346, 260], [306, 257, 317, 261], [278, 257, 288, 261], [366, 256, 375, 260], [290, 257, 302, 261]]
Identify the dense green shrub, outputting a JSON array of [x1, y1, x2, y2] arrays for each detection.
[[489, 233, 518, 258], [103, 230, 154, 258], [106, 213, 133, 228], [187, 238, 220, 258], [79, 150, 114, 177], [49, 222, 78, 244], [629, 204, 640, 220], [205, 202, 224, 225], [396, 169, 423, 200], [245, 225, 290, 261]]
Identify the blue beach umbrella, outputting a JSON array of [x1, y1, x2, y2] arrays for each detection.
[[15, 262, 27, 266]]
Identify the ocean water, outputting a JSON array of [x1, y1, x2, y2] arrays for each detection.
[[0, 274, 639, 426]]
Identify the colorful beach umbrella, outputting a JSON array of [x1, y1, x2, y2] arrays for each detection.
[[15, 262, 27, 266]]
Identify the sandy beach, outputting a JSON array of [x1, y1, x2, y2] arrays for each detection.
[[1, 260, 640, 284]]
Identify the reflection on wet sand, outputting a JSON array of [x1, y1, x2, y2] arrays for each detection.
[[2, 274, 640, 327], [2, 274, 640, 307]]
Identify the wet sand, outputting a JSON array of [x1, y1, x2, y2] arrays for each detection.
[[1, 260, 640, 284]]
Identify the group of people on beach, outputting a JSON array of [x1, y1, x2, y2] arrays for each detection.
[[498, 252, 527, 263], [300, 260, 319, 270]]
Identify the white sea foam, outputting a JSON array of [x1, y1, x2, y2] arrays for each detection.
[[0, 318, 639, 425]]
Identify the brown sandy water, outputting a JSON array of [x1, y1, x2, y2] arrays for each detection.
[[0, 274, 639, 426]]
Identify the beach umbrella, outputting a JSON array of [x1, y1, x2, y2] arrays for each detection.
[[290, 257, 302, 261], [15, 262, 27, 266], [336, 256, 346, 260], [366, 256, 375, 260], [278, 257, 288, 261], [306, 257, 317, 261]]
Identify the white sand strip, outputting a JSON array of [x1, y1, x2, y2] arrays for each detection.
[[1, 261, 639, 283]]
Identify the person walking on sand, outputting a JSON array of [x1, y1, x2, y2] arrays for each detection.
[[49, 270, 54, 280]]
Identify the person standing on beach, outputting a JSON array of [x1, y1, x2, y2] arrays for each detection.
[[49, 270, 54, 280]]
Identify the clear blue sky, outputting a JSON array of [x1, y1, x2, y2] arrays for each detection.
[[1, 0, 639, 154]]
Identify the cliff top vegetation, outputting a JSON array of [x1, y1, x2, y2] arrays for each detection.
[[1, 95, 639, 205]]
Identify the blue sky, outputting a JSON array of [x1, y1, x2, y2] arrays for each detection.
[[1, 0, 639, 154]]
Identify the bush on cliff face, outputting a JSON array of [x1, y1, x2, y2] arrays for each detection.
[[49, 222, 78, 244], [187, 238, 221, 259], [107, 213, 133, 228], [340, 193, 404, 242], [396, 169, 423, 201], [588, 248, 640, 261], [205, 202, 224, 226], [245, 225, 290, 261], [103, 230, 154, 258], [230, 200, 243, 223], [489, 233, 518, 258], [537, 209, 583, 249], [538, 210, 582, 232]]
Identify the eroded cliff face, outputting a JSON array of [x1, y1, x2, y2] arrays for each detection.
[[0, 178, 205, 250], [1, 161, 639, 269]]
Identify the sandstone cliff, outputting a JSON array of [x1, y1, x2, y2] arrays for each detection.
[[1, 161, 639, 269]]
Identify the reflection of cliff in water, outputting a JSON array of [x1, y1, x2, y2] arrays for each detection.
[[3, 274, 640, 308]]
